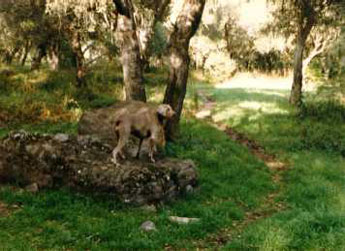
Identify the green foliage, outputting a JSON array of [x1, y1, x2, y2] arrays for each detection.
[[224, 17, 291, 74], [148, 22, 168, 59]]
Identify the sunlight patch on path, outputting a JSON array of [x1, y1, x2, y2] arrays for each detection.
[[216, 73, 292, 90], [215, 72, 316, 92]]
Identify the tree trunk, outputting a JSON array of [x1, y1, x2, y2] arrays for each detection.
[[114, 0, 146, 102], [21, 41, 31, 66], [3, 46, 20, 65], [289, 2, 316, 106], [47, 44, 59, 71], [118, 15, 146, 101], [70, 30, 86, 87], [163, 0, 205, 139], [31, 43, 46, 71], [290, 36, 305, 106]]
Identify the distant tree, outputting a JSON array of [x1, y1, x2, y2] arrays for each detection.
[[267, 0, 342, 106], [0, 0, 64, 69], [47, 0, 169, 99], [163, 0, 206, 139]]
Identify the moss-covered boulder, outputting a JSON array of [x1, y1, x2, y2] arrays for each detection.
[[0, 131, 198, 205]]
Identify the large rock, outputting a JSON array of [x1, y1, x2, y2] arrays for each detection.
[[78, 104, 122, 145], [78, 102, 159, 145], [0, 131, 198, 205]]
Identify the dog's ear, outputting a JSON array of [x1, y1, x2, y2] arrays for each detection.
[[157, 104, 168, 117]]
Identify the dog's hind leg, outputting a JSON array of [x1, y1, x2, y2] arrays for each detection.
[[112, 124, 130, 165]]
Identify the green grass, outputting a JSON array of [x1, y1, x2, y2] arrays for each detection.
[[196, 83, 345, 249], [2, 62, 345, 249], [0, 64, 275, 248], [0, 120, 274, 250]]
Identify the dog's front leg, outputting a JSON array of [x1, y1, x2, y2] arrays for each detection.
[[136, 138, 144, 159], [148, 138, 156, 163]]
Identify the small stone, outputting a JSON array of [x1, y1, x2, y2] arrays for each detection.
[[195, 110, 211, 119], [10, 204, 20, 209], [140, 205, 157, 213], [25, 183, 39, 193], [185, 185, 194, 193], [140, 221, 156, 232], [54, 133, 69, 142], [168, 216, 200, 224]]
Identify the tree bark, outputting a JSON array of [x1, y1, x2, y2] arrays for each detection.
[[290, 36, 305, 106], [289, 1, 316, 106], [21, 41, 31, 66], [163, 0, 205, 139], [47, 43, 59, 71], [3, 46, 20, 65], [114, 0, 146, 102], [31, 43, 46, 71], [70, 29, 86, 87]]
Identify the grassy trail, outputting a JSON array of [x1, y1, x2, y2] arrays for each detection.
[[192, 76, 345, 250], [194, 90, 289, 248]]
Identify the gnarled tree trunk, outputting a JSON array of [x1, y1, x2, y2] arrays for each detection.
[[113, 0, 146, 102], [163, 0, 205, 139], [70, 29, 86, 87]]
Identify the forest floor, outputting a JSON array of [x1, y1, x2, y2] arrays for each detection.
[[1, 65, 345, 249]]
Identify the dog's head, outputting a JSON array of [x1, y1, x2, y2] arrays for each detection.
[[157, 104, 175, 119]]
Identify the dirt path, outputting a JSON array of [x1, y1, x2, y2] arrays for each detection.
[[194, 91, 289, 248]]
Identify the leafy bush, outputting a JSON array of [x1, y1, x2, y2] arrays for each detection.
[[224, 17, 291, 74], [148, 21, 167, 65]]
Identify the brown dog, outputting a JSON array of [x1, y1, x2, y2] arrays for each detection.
[[112, 101, 175, 165]]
